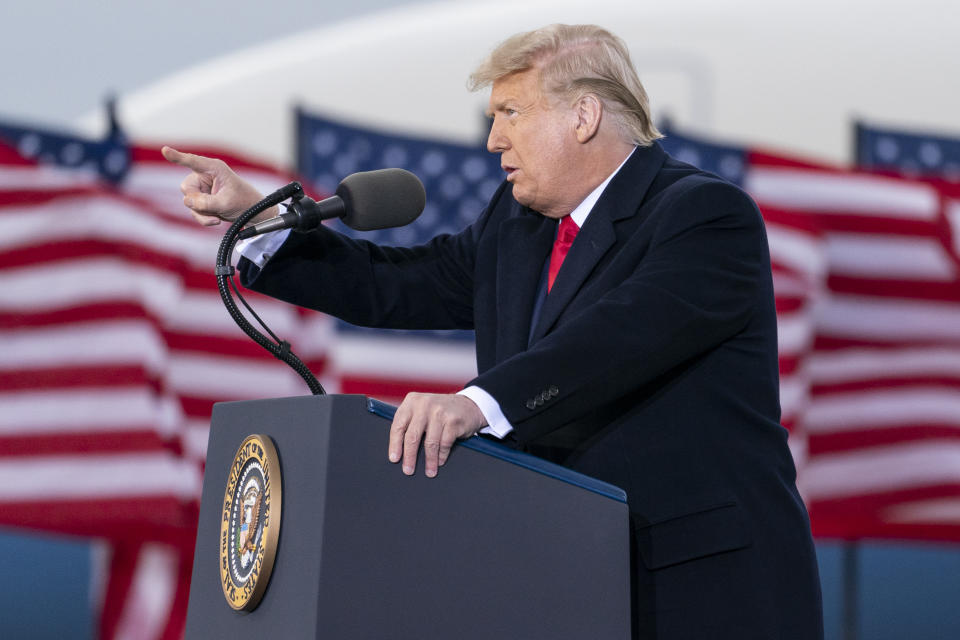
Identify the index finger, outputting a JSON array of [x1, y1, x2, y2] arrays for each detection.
[[388, 404, 411, 464], [161, 145, 219, 173]]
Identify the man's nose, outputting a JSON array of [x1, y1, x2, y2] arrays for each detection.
[[487, 119, 508, 153]]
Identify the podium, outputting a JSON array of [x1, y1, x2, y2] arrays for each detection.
[[185, 394, 631, 639]]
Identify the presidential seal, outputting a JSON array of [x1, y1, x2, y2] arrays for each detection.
[[219, 434, 282, 611]]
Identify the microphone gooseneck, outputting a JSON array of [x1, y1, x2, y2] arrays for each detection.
[[215, 181, 326, 396], [216, 169, 426, 395]]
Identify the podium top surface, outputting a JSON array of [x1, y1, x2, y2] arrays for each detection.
[[367, 398, 627, 503]]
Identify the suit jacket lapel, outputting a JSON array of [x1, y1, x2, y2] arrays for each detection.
[[530, 215, 615, 344], [529, 143, 668, 343], [495, 212, 555, 362]]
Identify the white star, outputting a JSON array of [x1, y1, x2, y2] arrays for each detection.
[[719, 154, 744, 181], [919, 142, 943, 168], [420, 150, 447, 176], [461, 156, 488, 182], [673, 146, 701, 168], [381, 145, 408, 168], [18, 133, 41, 158], [312, 129, 338, 157], [333, 154, 358, 177], [440, 175, 465, 199], [60, 142, 84, 165], [875, 136, 899, 163], [104, 149, 128, 175]]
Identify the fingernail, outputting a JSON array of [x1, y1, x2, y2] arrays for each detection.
[[426, 469, 436, 478], [389, 451, 398, 462], [184, 197, 194, 208], [402, 465, 413, 475]]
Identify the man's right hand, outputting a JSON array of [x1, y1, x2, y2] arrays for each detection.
[[161, 146, 277, 226]]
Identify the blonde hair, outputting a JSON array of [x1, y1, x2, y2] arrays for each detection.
[[468, 24, 662, 146]]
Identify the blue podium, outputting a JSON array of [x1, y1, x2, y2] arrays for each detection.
[[185, 394, 630, 638]]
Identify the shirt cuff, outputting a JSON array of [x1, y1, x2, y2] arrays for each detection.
[[457, 386, 514, 439], [234, 228, 292, 268]]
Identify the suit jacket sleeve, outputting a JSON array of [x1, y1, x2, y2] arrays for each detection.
[[237, 183, 511, 330]]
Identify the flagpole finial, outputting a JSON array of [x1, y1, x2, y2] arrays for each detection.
[[104, 94, 125, 142]]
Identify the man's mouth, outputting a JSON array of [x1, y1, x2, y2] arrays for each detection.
[[503, 165, 517, 178]]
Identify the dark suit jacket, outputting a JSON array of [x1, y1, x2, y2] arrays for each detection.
[[241, 143, 823, 639]]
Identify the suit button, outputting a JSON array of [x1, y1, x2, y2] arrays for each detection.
[[526, 399, 536, 410], [548, 386, 559, 397], [535, 396, 544, 406]]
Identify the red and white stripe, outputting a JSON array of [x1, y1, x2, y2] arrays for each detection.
[[7, 131, 960, 640], [749, 153, 960, 540], [0, 141, 331, 638]]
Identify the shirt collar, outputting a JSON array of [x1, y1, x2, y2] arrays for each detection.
[[568, 146, 636, 228]]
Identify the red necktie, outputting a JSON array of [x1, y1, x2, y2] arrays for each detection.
[[547, 215, 580, 292]]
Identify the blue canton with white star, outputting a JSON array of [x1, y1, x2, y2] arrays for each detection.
[[657, 122, 747, 187], [296, 108, 503, 341], [856, 121, 960, 181], [0, 110, 130, 184]]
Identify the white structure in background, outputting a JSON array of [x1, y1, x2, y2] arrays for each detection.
[[79, 0, 959, 167]]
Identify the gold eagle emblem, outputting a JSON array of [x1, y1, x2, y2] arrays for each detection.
[[238, 485, 263, 554]]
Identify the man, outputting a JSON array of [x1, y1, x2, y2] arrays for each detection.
[[164, 24, 822, 639]]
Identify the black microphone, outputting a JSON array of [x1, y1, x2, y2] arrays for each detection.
[[237, 169, 425, 240]]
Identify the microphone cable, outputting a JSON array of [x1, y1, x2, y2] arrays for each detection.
[[214, 181, 325, 395]]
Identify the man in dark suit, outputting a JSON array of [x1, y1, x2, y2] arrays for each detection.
[[164, 23, 822, 639]]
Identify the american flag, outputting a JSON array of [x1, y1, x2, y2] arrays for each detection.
[[301, 111, 960, 541], [7, 106, 960, 637], [295, 108, 501, 401], [856, 120, 960, 181], [0, 119, 330, 638], [662, 124, 960, 542]]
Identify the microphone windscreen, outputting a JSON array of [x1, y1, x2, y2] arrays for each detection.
[[336, 168, 426, 231]]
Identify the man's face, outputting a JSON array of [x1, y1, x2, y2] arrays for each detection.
[[486, 69, 580, 219]]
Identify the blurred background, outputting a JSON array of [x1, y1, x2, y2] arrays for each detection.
[[1, 0, 959, 638]]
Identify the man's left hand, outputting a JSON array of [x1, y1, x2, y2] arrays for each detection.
[[388, 393, 486, 478]]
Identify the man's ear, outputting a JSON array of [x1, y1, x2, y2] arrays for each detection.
[[574, 94, 603, 143]]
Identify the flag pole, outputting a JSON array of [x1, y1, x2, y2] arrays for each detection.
[[842, 540, 860, 640]]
